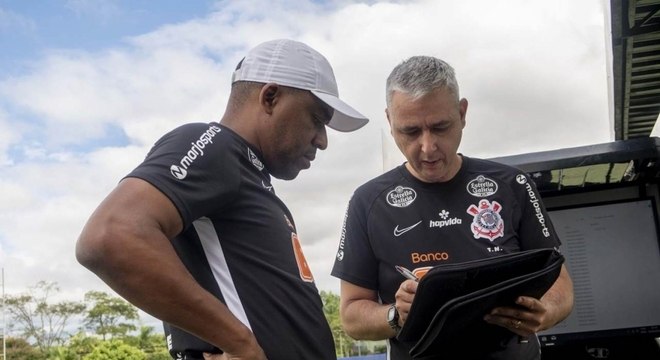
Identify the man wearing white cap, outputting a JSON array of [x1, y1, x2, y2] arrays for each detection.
[[76, 39, 368, 360]]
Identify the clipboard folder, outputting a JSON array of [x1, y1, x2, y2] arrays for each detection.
[[397, 248, 564, 359]]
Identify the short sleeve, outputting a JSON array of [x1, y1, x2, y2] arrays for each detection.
[[331, 192, 380, 290], [514, 173, 561, 250], [126, 123, 240, 229]]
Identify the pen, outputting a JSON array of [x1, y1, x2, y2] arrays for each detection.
[[395, 265, 419, 282]]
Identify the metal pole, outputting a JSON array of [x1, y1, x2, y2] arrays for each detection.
[[2, 268, 5, 360]]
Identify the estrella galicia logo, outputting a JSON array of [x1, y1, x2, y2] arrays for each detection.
[[248, 147, 264, 170], [386, 186, 417, 208], [466, 175, 498, 197], [170, 125, 222, 180]]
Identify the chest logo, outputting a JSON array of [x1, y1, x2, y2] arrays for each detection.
[[467, 200, 504, 241], [248, 147, 264, 170], [291, 233, 314, 283], [466, 175, 498, 197], [429, 210, 462, 229], [262, 180, 273, 192], [393, 220, 422, 237], [386, 186, 417, 208]]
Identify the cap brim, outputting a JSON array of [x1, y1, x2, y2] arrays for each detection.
[[311, 91, 369, 132]]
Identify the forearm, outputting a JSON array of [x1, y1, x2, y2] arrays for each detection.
[[539, 265, 574, 330], [341, 299, 397, 340], [77, 219, 257, 353]]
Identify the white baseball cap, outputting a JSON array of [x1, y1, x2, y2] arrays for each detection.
[[232, 39, 369, 132]]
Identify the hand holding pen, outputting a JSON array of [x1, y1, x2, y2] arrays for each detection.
[[393, 265, 419, 326], [395, 265, 419, 282]]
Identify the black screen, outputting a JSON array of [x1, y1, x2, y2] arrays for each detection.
[[539, 198, 660, 346]]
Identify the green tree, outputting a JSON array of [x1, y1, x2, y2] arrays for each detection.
[[320, 290, 355, 357], [83, 291, 139, 340], [123, 326, 170, 360], [5, 337, 41, 360], [46, 345, 76, 360], [83, 339, 146, 360], [53, 331, 101, 359], [5, 281, 86, 355]]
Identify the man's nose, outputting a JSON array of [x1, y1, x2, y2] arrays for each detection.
[[314, 126, 328, 150], [419, 131, 437, 154]]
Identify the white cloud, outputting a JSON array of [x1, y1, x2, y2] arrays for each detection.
[[0, 108, 19, 166], [0, 48, 227, 148], [0, 0, 611, 302]]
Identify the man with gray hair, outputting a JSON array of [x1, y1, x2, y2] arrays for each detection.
[[332, 56, 573, 359]]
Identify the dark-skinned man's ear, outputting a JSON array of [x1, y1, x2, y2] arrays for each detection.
[[262, 84, 278, 107], [259, 84, 280, 116]]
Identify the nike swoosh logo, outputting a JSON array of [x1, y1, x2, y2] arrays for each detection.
[[393, 221, 422, 237]]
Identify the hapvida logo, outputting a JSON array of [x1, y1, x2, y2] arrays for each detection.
[[429, 218, 462, 228], [429, 210, 462, 229]]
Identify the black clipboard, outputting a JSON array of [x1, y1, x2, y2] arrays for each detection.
[[397, 248, 564, 359]]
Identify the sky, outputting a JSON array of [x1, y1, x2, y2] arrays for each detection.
[[0, 0, 613, 331]]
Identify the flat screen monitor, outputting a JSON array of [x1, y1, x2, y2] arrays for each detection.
[[539, 198, 660, 347]]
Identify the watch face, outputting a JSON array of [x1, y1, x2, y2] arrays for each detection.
[[387, 305, 397, 321], [387, 305, 400, 331]]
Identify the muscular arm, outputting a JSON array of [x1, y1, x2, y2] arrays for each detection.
[[339, 280, 417, 340], [76, 178, 264, 358]]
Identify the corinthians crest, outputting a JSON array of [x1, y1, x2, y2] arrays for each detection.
[[466, 199, 504, 241]]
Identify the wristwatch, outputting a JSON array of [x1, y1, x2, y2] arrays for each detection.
[[387, 304, 401, 333]]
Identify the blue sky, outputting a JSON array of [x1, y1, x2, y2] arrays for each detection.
[[0, 0, 612, 331], [1, 0, 220, 162], [2, 0, 215, 73]]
